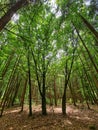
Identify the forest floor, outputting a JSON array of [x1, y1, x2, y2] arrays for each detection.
[[0, 104, 98, 130]]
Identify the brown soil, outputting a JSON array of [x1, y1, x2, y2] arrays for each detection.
[[0, 104, 98, 130]]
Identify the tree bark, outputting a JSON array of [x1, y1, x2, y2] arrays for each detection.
[[42, 71, 47, 115], [62, 47, 76, 115], [0, 0, 28, 31], [79, 14, 98, 43], [20, 77, 28, 112], [53, 75, 57, 106], [27, 48, 32, 116]]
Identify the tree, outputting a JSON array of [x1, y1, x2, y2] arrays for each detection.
[[0, 0, 29, 31]]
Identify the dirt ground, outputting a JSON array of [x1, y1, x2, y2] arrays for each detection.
[[0, 104, 98, 130]]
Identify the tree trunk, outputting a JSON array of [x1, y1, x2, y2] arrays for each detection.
[[0, 0, 28, 31], [53, 75, 57, 106], [62, 61, 69, 115], [74, 25, 98, 73], [62, 46, 76, 115], [62, 86, 67, 115], [20, 77, 28, 112], [0, 52, 14, 99], [79, 14, 98, 43], [81, 77, 90, 109], [42, 94, 47, 115], [42, 71, 47, 115], [68, 81, 77, 106], [11, 77, 21, 106], [27, 48, 32, 116], [0, 56, 19, 108], [31, 49, 47, 115], [6, 76, 17, 107], [2, 52, 14, 78]]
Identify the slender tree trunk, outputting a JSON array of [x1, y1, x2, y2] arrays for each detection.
[[11, 77, 21, 106], [76, 60, 90, 109], [81, 77, 90, 109], [62, 61, 69, 115], [42, 71, 47, 115], [74, 25, 98, 73], [0, 73, 16, 116], [77, 42, 98, 104], [20, 76, 28, 112], [6, 76, 17, 107], [0, 56, 19, 108], [62, 82, 67, 115], [31, 49, 46, 114], [62, 46, 76, 115], [0, 53, 14, 99], [27, 48, 32, 116], [31, 50, 42, 96], [79, 14, 98, 43], [2, 52, 14, 78], [0, 56, 20, 116], [53, 75, 57, 106], [68, 81, 77, 106]]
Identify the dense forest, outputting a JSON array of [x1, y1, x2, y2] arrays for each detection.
[[0, 0, 98, 129]]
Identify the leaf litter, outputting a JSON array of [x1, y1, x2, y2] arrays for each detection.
[[0, 104, 98, 130]]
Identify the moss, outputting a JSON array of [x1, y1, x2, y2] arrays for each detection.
[[89, 124, 96, 130]]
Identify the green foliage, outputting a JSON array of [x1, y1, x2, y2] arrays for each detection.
[[0, 0, 98, 109]]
